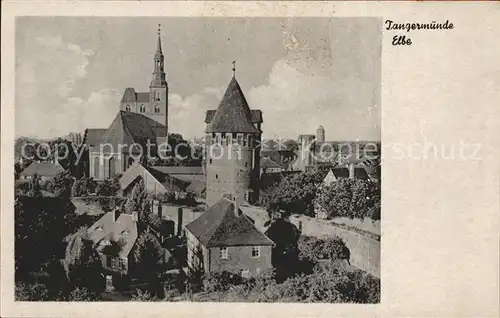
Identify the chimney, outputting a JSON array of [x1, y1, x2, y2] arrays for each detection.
[[131, 211, 138, 222], [348, 162, 355, 180], [234, 196, 240, 217]]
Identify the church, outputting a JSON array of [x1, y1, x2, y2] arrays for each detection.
[[81, 26, 169, 181]]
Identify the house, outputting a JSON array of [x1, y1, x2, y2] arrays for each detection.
[[185, 195, 275, 278], [19, 161, 65, 181], [87, 210, 139, 275], [118, 162, 206, 198], [260, 156, 284, 174]]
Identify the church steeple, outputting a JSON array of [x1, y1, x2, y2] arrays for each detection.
[[151, 24, 167, 88]]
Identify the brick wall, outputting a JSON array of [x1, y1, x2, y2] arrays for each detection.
[[209, 245, 272, 276]]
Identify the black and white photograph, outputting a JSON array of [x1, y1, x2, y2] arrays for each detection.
[[13, 16, 381, 302]]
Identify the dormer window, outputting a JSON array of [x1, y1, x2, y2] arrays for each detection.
[[96, 225, 103, 231], [125, 105, 131, 112], [140, 105, 146, 113]]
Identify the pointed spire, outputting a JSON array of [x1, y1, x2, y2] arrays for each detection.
[[156, 24, 162, 54]]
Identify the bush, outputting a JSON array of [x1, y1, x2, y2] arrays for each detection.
[[298, 236, 350, 262], [316, 178, 380, 220], [15, 281, 49, 301], [202, 271, 243, 293], [64, 287, 100, 301]]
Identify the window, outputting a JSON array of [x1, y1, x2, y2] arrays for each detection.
[[140, 105, 146, 113], [111, 257, 119, 269], [155, 91, 160, 102], [120, 258, 128, 271], [252, 246, 260, 258], [220, 247, 228, 260], [215, 133, 221, 145], [125, 104, 131, 112], [244, 162, 248, 168], [155, 105, 160, 113], [215, 174, 218, 179], [237, 133, 244, 145], [227, 133, 233, 146], [209, 159, 213, 164]]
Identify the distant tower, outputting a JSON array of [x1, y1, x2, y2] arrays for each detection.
[[316, 125, 325, 143], [204, 64, 263, 205]]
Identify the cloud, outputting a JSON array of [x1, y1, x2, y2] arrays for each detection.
[[168, 86, 224, 138], [16, 35, 103, 138], [246, 59, 380, 140]]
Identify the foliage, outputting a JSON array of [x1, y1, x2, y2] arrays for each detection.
[[73, 176, 97, 197], [15, 281, 50, 301], [96, 177, 121, 197], [51, 170, 75, 197], [64, 287, 100, 301], [28, 173, 43, 197], [297, 236, 350, 262], [123, 178, 150, 223], [267, 169, 325, 216], [62, 226, 104, 294], [15, 179, 30, 196], [316, 178, 380, 220], [202, 271, 243, 293], [130, 289, 158, 301]]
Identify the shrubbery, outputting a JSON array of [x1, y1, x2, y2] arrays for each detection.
[[316, 178, 380, 220]]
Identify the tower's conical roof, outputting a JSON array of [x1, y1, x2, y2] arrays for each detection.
[[206, 77, 260, 134]]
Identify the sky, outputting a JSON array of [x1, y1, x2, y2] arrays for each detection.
[[16, 17, 381, 141]]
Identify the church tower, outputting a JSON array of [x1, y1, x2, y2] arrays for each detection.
[[119, 25, 168, 137], [204, 63, 263, 205], [149, 24, 169, 137]]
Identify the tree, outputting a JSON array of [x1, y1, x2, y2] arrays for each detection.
[[73, 176, 97, 197], [51, 170, 75, 197], [28, 173, 43, 197], [316, 178, 380, 220], [63, 226, 104, 293], [96, 177, 121, 197], [267, 169, 325, 216], [123, 178, 151, 225], [131, 228, 164, 297]]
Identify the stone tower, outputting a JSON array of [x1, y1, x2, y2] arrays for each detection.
[[119, 25, 168, 137], [204, 73, 263, 206], [316, 125, 325, 143]]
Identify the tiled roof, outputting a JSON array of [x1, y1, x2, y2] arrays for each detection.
[[120, 88, 151, 103], [261, 156, 283, 169], [185, 198, 274, 247], [19, 161, 65, 177], [186, 179, 206, 197], [83, 129, 107, 148], [98, 111, 164, 152], [87, 211, 138, 258], [149, 166, 204, 175], [205, 77, 261, 134], [205, 109, 262, 124]]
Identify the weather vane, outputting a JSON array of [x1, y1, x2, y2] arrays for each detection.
[[232, 60, 236, 77], [158, 24, 161, 36]]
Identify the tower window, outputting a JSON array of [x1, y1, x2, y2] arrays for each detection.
[[209, 159, 212, 164], [155, 105, 160, 113], [155, 91, 160, 102], [237, 133, 244, 145], [140, 105, 146, 113], [125, 105, 131, 112], [215, 174, 218, 179]]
